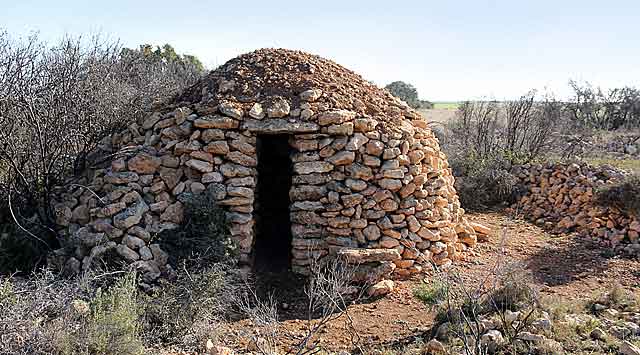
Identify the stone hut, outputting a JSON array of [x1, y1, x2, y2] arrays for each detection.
[[54, 49, 479, 281]]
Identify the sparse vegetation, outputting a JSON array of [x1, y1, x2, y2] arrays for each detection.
[[156, 191, 236, 268], [0, 32, 205, 273], [595, 174, 640, 216]]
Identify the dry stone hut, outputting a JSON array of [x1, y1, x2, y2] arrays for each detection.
[[54, 49, 479, 281]]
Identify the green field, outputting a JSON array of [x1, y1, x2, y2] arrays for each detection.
[[431, 102, 460, 110]]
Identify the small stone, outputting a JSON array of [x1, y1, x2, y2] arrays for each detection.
[[116, 245, 140, 263], [590, 327, 607, 341], [346, 133, 369, 151], [194, 116, 239, 129], [293, 161, 334, 174], [202, 172, 223, 184], [218, 102, 243, 119], [161, 202, 184, 224], [186, 159, 213, 173], [266, 98, 290, 118], [367, 280, 394, 297], [363, 224, 381, 240], [226, 151, 257, 167], [205, 140, 230, 155], [425, 339, 446, 353], [248, 103, 265, 119], [327, 151, 355, 165], [317, 110, 356, 126], [299, 88, 322, 102], [480, 330, 504, 353]]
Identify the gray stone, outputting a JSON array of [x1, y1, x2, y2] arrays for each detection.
[[266, 98, 290, 118], [293, 161, 334, 174], [241, 119, 319, 133], [113, 201, 149, 229], [116, 245, 140, 263], [337, 248, 401, 263]]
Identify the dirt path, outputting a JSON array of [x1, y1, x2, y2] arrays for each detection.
[[222, 210, 640, 352]]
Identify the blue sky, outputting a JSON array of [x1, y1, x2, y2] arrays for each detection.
[[2, 0, 638, 101]]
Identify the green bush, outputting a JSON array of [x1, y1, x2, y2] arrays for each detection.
[[595, 174, 640, 216], [61, 273, 144, 355], [157, 191, 236, 268], [450, 153, 519, 210], [414, 280, 448, 307]]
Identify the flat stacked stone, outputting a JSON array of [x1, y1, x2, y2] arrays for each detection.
[[51, 48, 480, 281], [509, 162, 639, 256]]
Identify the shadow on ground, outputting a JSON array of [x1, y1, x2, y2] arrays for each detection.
[[524, 234, 618, 287]]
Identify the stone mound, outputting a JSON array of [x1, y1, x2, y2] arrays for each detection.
[[52, 48, 481, 282], [174, 48, 421, 130]]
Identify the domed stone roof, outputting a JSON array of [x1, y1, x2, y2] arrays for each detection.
[[173, 48, 421, 131]]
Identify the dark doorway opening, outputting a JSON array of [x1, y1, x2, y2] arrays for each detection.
[[254, 134, 294, 272]]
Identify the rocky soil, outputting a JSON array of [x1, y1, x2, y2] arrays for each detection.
[[212, 210, 640, 353]]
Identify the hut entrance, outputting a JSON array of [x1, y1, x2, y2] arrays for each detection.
[[254, 134, 294, 271]]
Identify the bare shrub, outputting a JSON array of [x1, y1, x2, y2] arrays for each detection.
[[235, 256, 363, 354], [415, 234, 541, 355], [140, 264, 237, 348], [0, 31, 204, 272], [567, 80, 640, 130], [445, 91, 563, 209], [0, 269, 90, 354]]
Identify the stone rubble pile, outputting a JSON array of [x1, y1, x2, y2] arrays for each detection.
[[51, 49, 481, 282], [509, 161, 639, 256]]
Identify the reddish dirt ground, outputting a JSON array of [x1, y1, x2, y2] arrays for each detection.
[[221, 210, 640, 353]]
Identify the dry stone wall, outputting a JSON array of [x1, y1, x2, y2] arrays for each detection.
[[51, 49, 479, 281], [509, 162, 640, 256]]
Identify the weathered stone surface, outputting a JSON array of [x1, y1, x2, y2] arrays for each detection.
[[116, 245, 140, 263], [248, 103, 265, 119], [160, 202, 184, 224], [241, 119, 319, 133], [194, 116, 239, 129], [202, 172, 224, 184], [113, 201, 149, 229], [341, 193, 364, 208], [367, 280, 394, 297], [226, 151, 257, 166], [186, 159, 214, 173], [266, 98, 290, 118], [318, 110, 356, 126], [347, 164, 373, 180], [104, 172, 139, 185], [378, 178, 403, 191], [218, 102, 243, 119], [204, 141, 230, 155], [159, 167, 183, 190], [337, 248, 401, 263], [220, 163, 253, 177], [327, 122, 354, 135], [299, 88, 323, 102], [128, 153, 161, 174], [326, 151, 355, 165], [364, 224, 381, 240], [293, 161, 334, 174], [290, 185, 326, 201], [346, 133, 369, 151]]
